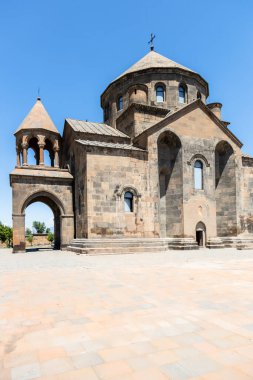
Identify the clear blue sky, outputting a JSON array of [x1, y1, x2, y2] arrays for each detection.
[[1, 0, 253, 229]]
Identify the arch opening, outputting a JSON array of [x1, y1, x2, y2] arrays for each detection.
[[158, 131, 183, 237], [22, 192, 64, 250], [27, 137, 39, 165], [44, 138, 55, 167]]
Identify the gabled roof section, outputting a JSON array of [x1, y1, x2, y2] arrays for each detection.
[[76, 139, 146, 152], [66, 118, 129, 138], [115, 50, 195, 81], [15, 98, 60, 135], [134, 99, 243, 148]]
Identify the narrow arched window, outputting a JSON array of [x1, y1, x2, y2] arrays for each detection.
[[104, 103, 110, 121], [179, 85, 186, 103], [117, 96, 123, 111], [197, 91, 201, 100], [156, 86, 165, 103], [194, 160, 203, 190], [124, 191, 134, 212]]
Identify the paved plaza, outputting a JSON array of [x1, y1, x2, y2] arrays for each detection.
[[1, 248, 253, 379]]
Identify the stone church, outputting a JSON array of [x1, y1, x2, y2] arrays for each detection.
[[10, 48, 253, 253]]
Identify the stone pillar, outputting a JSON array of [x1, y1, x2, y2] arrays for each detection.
[[12, 214, 26, 253], [54, 148, 60, 168], [60, 214, 74, 249], [39, 143, 45, 166], [16, 148, 21, 167], [22, 143, 28, 166]]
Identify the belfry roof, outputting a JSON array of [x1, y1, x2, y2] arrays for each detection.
[[115, 50, 195, 81], [15, 98, 60, 135]]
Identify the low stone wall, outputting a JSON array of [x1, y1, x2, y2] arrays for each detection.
[[25, 234, 51, 247]]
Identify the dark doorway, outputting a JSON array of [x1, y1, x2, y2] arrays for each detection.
[[196, 230, 203, 246], [195, 221, 206, 247]]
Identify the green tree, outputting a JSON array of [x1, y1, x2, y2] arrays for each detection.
[[46, 227, 51, 234], [0, 223, 13, 247], [26, 234, 34, 246], [26, 228, 32, 236], [47, 232, 54, 244], [32, 221, 46, 234]]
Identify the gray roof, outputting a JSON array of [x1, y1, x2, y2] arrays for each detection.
[[115, 50, 195, 81], [76, 139, 146, 152], [15, 98, 60, 135], [66, 118, 128, 138]]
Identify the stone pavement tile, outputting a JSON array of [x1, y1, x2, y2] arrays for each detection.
[[56, 367, 99, 380], [38, 347, 67, 362], [93, 359, 133, 380], [4, 351, 38, 369], [129, 367, 169, 380], [127, 355, 153, 371], [147, 349, 179, 366], [235, 361, 253, 377], [71, 352, 104, 368], [0, 368, 11, 380], [40, 358, 74, 377], [210, 349, 249, 366], [152, 337, 180, 350], [160, 361, 192, 380], [128, 341, 156, 355], [98, 346, 134, 361], [10, 362, 41, 380], [234, 344, 253, 359], [202, 368, 253, 380]]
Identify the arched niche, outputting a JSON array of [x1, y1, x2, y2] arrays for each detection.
[[129, 84, 148, 104], [157, 130, 183, 237], [215, 140, 237, 236]]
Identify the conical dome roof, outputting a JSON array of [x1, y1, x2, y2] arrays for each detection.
[[115, 50, 195, 81], [15, 98, 60, 135]]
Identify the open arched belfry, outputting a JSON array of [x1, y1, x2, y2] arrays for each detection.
[[10, 49, 253, 253]]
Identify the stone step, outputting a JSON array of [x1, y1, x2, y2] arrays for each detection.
[[68, 237, 200, 254], [68, 245, 167, 255]]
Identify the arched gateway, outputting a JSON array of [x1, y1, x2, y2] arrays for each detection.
[[10, 98, 74, 253]]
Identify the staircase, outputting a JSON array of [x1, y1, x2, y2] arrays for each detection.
[[67, 237, 199, 255]]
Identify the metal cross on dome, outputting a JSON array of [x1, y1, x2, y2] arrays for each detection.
[[148, 33, 156, 51]]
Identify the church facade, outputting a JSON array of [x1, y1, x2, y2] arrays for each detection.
[[10, 49, 253, 253]]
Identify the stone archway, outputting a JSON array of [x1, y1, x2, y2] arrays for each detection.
[[13, 190, 66, 253], [22, 192, 64, 250]]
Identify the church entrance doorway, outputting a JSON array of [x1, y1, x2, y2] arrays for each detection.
[[195, 222, 206, 247]]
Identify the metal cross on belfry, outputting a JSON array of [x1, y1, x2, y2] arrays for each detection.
[[148, 33, 155, 51]]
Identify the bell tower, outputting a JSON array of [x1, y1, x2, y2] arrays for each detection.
[[10, 98, 74, 253], [15, 97, 61, 168]]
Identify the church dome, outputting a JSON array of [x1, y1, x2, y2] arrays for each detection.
[[101, 50, 209, 129], [114, 50, 196, 82]]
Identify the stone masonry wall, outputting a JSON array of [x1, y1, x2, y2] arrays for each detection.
[[83, 147, 159, 238]]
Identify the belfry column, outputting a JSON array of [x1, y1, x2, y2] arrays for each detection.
[[16, 147, 21, 167], [39, 142, 45, 166], [54, 148, 60, 168], [21, 142, 28, 166]]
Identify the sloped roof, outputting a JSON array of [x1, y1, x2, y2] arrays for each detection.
[[115, 50, 195, 81], [15, 98, 60, 134], [134, 99, 243, 148], [66, 118, 128, 138], [76, 139, 146, 152]]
